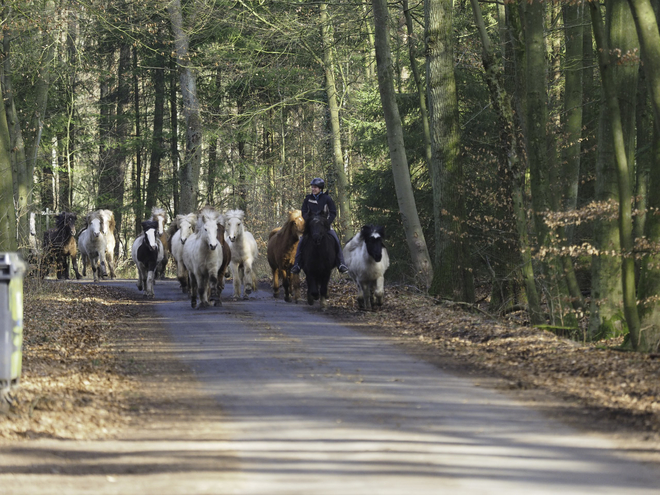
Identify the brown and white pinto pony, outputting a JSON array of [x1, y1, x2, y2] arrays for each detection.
[[344, 224, 390, 310], [267, 210, 304, 303], [149, 207, 170, 279], [131, 220, 164, 298], [41, 212, 81, 280]]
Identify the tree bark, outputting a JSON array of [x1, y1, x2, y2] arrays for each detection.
[[371, 0, 433, 290], [403, 0, 432, 168], [469, 0, 544, 324], [426, 0, 474, 302], [168, 0, 202, 214], [589, 0, 640, 339], [320, 3, 352, 238], [0, 74, 16, 251], [626, 0, 660, 350], [589, 1, 641, 346]]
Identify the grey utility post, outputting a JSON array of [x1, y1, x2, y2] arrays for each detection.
[[0, 253, 27, 407]]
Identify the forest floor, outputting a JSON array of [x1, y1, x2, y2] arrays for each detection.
[[1, 277, 659, 453]]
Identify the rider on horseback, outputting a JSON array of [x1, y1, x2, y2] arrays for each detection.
[[291, 177, 349, 274]]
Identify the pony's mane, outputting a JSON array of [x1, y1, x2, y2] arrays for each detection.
[[98, 209, 116, 233], [85, 210, 103, 228], [142, 220, 159, 232], [225, 209, 245, 221], [150, 207, 167, 222], [197, 207, 220, 229], [56, 212, 76, 229], [288, 210, 302, 222]]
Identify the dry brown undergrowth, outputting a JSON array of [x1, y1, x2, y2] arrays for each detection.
[[1, 278, 659, 442], [0, 281, 140, 440]]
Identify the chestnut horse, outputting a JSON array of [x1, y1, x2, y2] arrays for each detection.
[[267, 210, 305, 303]]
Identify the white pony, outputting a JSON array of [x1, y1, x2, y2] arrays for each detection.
[[97, 209, 116, 278], [169, 212, 197, 293], [131, 220, 164, 298], [224, 209, 259, 299], [78, 211, 108, 282], [183, 207, 225, 308], [344, 224, 390, 310]]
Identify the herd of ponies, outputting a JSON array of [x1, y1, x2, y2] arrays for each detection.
[[38, 206, 390, 311]]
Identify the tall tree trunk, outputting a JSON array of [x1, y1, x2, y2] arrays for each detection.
[[589, 0, 640, 339], [170, 55, 179, 214], [522, 0, 550, 246], [403, 0, 432, 168], [371, 0, 433, 290], [133, 46, 142, 233], [0, 74, 16, 251], [589, 1, 641, 346], [426, 0, 474, 302], [320, 3, 352, 238], [169, 0, 202, 214], [469, 0, 544, 324], [2, 5, 28, 253], [626, 0, 660, 351], [560, 5, 586, 310], [146, 43, 166, 217], [99, 43, 130, 254]]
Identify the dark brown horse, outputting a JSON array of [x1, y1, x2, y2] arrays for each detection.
[[213, 221, 232, 302], [41, 212, 81, 280], [267, 210, 305, 303]]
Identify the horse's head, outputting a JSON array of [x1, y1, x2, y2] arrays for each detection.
[[89, 217, 102, 238], [289, 210, 305, 236], [362, 224, 385, 262], [224, 209, 245, 242], [308, 210, 330, 245], [198, 212, 219, 250], [141, 220, 160, 252], [58, 212, 77, 236], [150, 207, 168, 236], [177, 213, 197, 245]]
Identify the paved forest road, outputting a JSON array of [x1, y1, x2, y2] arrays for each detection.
[[2, 278, 660, 494]]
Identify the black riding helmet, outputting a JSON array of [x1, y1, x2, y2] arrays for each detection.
[[310, 177, 325, 189]]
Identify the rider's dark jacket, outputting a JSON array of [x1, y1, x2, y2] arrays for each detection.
[[301, 191, 337, 225]]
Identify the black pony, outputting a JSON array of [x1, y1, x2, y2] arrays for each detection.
[[300, 206, 337, 309], [41, 212, 81, 280]]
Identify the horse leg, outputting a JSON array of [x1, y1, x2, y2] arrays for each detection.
[[136, 269, 143, 291], [146, 270, 155, 298], [272, 268, 280, 298], [363, 280, 372, 311], [292, 272, 300, 304], [70, 254, 81, 280], [91, 257, 99, 283], [320, 276, 330, 310], [82, 254, 88, 277], [231, 263, 241, 299], [189, 273, 198, 308], [244, 263, 254, 295], [307, 278, 318, 306], [356, 280, 366, 309], [210, 274, 221, 306], [198, 273, 210, 308], [107, 253, 116, 279], [282, 270, 292, 302]]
